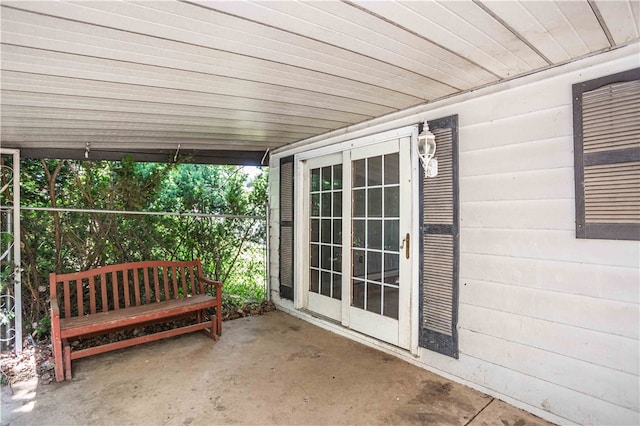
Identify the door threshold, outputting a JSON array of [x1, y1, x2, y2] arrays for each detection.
[[298, 308, 341, 326], [295, 306, 414, 355]]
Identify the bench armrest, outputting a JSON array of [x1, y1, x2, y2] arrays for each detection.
[[51, 298, 60, 318], [199, 276, 223, 298]]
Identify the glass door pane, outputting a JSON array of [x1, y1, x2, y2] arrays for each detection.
[[351, 152, 400, 319], [309, 163, 343, 300]]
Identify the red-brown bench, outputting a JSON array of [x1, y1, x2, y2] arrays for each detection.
[[49, 259, 222, 382]]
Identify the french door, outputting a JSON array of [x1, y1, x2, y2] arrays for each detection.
[[302, 136, 413, 349], [305, 153, 344, 322]]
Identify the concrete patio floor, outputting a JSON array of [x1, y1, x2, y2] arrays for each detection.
[[2, 310, 553, 426]]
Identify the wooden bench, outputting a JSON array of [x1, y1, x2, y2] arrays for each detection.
[[49, 259, 222, 382]]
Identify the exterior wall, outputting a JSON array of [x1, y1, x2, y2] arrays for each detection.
[[268, 44, 640, 425]]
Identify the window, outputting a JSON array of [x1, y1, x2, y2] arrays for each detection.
[[573, 68, 640, 241]]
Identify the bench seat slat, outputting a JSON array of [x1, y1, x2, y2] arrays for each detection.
[[59, 294, 217, 339]]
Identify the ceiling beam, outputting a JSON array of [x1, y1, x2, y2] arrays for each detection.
[[18, 147, 268, 166]]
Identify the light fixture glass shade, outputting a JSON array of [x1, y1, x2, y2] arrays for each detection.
[[418, 129, 436, 157], [417, 123, 438, 178]]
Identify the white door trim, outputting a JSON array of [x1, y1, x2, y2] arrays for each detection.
[[410, 126, 420, 355], [296, 125, 416, 161]]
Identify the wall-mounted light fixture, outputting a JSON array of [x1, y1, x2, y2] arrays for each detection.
[[418, 123, 438, 178], [85, 142, 91, 159]]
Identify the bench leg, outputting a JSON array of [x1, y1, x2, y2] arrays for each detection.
[[64, 343, 72, 381], [52, 335, 64, 382], [201, 309, 218, 341], [210, 314, 218, 341]]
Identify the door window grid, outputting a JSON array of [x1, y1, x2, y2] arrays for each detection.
[[352, 153, 400, 319], [309, 165, 343, 300]]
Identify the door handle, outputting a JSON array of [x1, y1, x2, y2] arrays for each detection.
[[401, 233, 410, 259]]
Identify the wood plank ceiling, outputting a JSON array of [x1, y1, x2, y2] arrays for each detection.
[[1, 1, 638, 164]]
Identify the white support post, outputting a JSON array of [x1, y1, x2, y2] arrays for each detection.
[[13, 150, 22, 353], [1, 148, 22, 353]]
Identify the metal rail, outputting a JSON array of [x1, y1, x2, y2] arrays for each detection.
[[20, 206, 264, 220]]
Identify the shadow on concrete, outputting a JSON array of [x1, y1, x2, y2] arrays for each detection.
[[1, 311, 553, 425]]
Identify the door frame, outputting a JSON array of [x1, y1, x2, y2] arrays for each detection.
[[293, 125, 421, 354]]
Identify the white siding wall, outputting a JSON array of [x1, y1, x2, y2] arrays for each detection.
[[268, 45, 640, 425]]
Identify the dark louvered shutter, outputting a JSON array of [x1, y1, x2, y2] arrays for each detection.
[[573, 68, 640, 241], [419, 115, 459, 358], [279, 156, 295, 300]]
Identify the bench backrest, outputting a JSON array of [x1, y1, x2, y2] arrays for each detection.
[[50, 259, 207, 319]]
